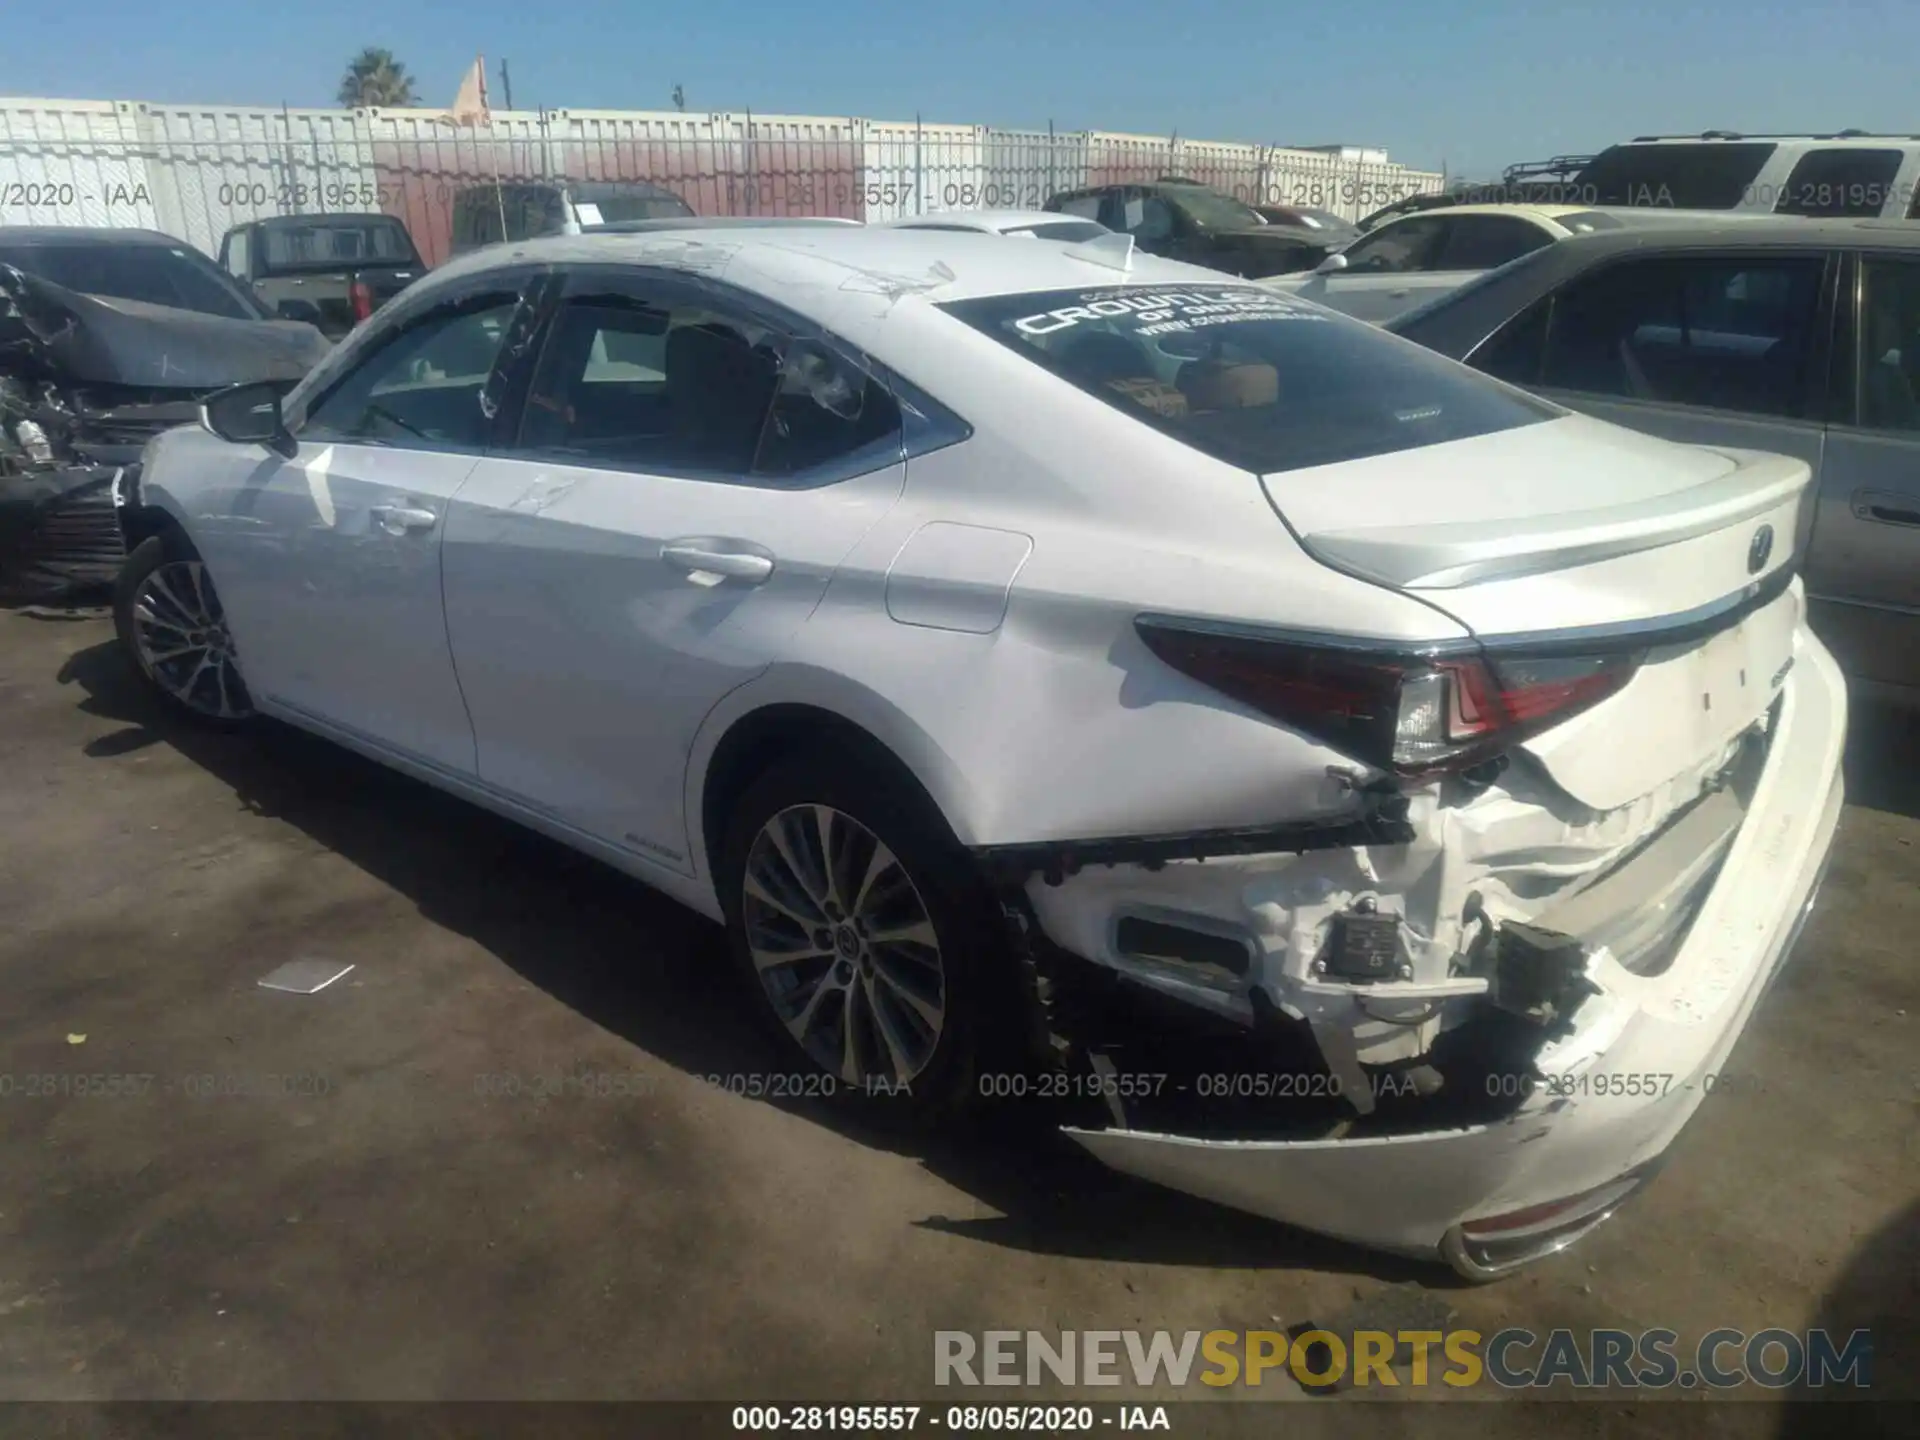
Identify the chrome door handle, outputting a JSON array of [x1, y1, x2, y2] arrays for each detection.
[[369, 503, 438, 535], [661, 539, 775, 583]]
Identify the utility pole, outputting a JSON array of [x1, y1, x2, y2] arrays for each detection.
[[499, 59, 514, 111]]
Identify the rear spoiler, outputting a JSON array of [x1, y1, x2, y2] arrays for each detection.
[[1300, 451, 1809, 590]]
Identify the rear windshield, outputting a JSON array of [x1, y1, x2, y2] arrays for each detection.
[[573, 186, 695, 225], [1165, 187, 1264, 230], [257, 218, 418, 273], [1575, 143, 1775, 209], [1005, 220, 1108, 242], [0, 240, 264, 320], [942, 284, 1553, 474]]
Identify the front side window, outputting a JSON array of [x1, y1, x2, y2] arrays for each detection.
[[1340, 216, 1451, 273], [300, 290, 523, 448], [1774, 148, 1902, 218], [1535, 255, 1825, 417], [1856, 259, 1920, 431], [1129, 197, 1177, 242], [1431, 216, 1554, 271], [514, 276, 900, 482], [941, 284, 1553, 475]]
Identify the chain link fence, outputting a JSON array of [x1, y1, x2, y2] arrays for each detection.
[[0, 101, 1445, 265]]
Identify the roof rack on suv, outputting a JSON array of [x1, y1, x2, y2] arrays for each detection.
[[1625, 130, 1920, 142], [1501, 154, 1597, 183]]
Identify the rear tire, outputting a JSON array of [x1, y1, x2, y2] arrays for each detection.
[[113, 531, 257, 729], [718, 746, 1015, 1125]]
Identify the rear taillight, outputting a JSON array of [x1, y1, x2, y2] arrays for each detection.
[[1136, 619, 1640, 777], [349, 280, 374, 322]]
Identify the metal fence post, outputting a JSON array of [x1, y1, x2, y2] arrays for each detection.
[[744, 106, 756, 214], [1047, 118, 1055, 202], [914, 112, 923, 215]]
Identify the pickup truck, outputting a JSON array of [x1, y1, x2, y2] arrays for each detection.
[[218, 213, 425, 340]]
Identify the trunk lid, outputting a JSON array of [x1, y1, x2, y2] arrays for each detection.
[[1260, 414, 1810, 809]]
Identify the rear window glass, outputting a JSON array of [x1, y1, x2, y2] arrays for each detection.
[[1005, 220, 1108, 242], [941, 284, 1553, 474], [1575, 143, 1775, 209], [257, 219, 417, 271]]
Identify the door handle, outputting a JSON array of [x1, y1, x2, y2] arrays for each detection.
[[369, 503, 438, 535], [1851, 490, 1920, 528], [661, 539, 775, 583]]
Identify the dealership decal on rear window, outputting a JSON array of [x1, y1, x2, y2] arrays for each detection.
[[1011, 288, 1326, 338]]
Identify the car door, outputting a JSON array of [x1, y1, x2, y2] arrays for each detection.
[[440, 265, 910, 872], [1471, 249, 1835, 559], [1287, 214, 1454, 321], [1801, 252, 1920, 697], [204, 266, 547, 774]]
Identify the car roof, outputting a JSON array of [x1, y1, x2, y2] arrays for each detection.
[[250, 212, 396, 226], [1512, 214, 1920, 252], [884, 210, 1091, 232], [1383, 202, 1585, 222], [0, 226, 182, 247], [429, 224, 1214, 300], [592, 216, 862, 233], [1386, 215, 1920, 348]]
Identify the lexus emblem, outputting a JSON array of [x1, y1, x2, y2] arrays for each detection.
[[1747, 524, 1774, 574]]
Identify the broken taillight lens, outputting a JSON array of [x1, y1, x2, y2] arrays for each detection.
[[349, 280, 375, 323], [1135, 620, 1641, 777]]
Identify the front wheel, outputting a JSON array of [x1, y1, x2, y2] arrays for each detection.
[[719, 749, 1013, 1123], [113, 532, 257, 727]]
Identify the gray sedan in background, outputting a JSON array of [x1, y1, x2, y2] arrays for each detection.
[[1388, 217, 1920, 706]]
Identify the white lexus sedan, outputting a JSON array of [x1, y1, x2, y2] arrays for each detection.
[[114, 225, 1845, 1277]]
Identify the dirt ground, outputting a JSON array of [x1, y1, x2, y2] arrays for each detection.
[[0, 607, 1913, 1436]]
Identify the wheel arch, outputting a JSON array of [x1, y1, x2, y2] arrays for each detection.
[[688, 680, 982, 896]]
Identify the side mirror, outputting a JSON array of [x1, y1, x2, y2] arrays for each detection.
[[1313, 251, 1350, 275], [202, 381, 296, 459], [276, 298, 324, 326]]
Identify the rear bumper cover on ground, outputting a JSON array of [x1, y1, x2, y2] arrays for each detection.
[[1050, 626, 1848, 1274]]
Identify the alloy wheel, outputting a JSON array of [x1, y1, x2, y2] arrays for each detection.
[[129, 560, 252, 720], [741, 803, 947, 1087]]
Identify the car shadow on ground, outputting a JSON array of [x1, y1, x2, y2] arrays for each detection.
[[1775, 1200, 1918, 1433], [54, 636, 1439, 1283], [1842, 697, 1920, 821]]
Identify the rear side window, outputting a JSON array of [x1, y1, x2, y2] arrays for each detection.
[[1053, 194, 1103, 220], [1533, 255, 1825, 417], [515, 279, 899, 483], [1430, 216, 1553, 271], [1773, 148, 1903, 217], [1575, 143, 1775, 209], [940, 285, 1553, 474]]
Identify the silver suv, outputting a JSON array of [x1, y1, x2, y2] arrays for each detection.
[[1573, 133, 1920, 219]]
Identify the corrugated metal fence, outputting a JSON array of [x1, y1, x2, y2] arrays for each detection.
[[0, 99, 1444, 264]]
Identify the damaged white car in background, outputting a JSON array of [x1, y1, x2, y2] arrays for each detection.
[[114, 227, 1844, 1278]]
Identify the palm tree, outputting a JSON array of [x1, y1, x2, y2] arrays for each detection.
[[337, 48, 418, 109]]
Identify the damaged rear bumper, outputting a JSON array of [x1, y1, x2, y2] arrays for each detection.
[[984, 625, 1847, 1276]]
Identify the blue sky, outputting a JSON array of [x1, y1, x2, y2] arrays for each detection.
[[4, 0, 1918, 178]]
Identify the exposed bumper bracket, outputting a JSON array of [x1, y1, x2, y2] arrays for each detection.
[[972, 788, 1414, 886]]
